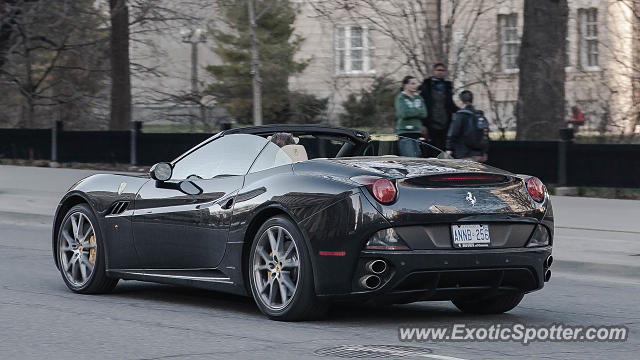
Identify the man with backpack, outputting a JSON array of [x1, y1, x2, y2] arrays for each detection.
[[446, 90, 490, 162]]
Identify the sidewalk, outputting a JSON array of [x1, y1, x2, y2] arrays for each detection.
[[549, 195, 640, 279], [0, 165, 131, 217], [1, 165, 638, 278]]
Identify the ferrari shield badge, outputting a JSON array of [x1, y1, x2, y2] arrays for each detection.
[[465, 191, 476, 207], [117, 182, 127, 195]]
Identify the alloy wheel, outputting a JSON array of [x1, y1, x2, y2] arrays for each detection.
[[252, 225, 300, 311], [59, 211, 97, 287]]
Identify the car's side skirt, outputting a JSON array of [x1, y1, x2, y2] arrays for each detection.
[[106, 269, 247, 296]]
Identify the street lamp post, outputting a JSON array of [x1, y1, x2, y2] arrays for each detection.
[[181, 28, 207, 129]]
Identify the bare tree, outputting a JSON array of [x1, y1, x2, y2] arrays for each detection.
[[465, 50, 517, 139], [307, 1, 507, 80], [109, 0, 211, 130], [305, 0, 514, 132], [0, 1, 21, 69], [1, 0, 216, 130], [0, 0, 109, 128], [120, 0, 215, 129], [614, 0, 640, 134], [550, 0, 638, 138], [633, 0, 640, 134], [516, 0, 568, 140]]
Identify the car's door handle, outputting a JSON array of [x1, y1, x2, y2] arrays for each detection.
[[221, 198, 234, 210]]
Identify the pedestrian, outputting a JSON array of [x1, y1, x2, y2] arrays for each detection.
[[446, 90, 489, 162], [395, 75, 427, 157], [419, 63, 459, 151], [568, 105, 585, 132]]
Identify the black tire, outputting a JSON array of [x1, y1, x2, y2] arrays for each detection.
[[452, 291, 524, 314], [248, 215, 328, 321], [57, 204, 118, 294]]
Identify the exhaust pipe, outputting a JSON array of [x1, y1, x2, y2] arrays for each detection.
[[366, 259, 387, 274], [545, 255, 553, 269], [544, 269, 552, 282], [359, 275, 382, 290]]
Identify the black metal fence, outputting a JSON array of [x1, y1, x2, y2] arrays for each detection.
[[1, 127, 639, 188], [58, 130, 130, 163], [486, 141, 559, 184], [0, 129, 51, 160], [0, 128, 211, 165]]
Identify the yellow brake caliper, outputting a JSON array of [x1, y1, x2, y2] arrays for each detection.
[[88, 235, 96, 265], [267, 252, 273, 280]]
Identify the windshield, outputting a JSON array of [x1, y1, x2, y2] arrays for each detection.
[[360, 135, 452, 159]]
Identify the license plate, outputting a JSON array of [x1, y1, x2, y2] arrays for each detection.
[[451, 224, 491, 248]]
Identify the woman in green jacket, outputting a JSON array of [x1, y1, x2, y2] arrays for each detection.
[[395, 76, 428, 157]]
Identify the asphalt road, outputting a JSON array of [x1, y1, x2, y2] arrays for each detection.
[[1, 165, 639, 359]]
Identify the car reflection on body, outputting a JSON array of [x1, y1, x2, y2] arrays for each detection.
[[52, 125, 553, 321]]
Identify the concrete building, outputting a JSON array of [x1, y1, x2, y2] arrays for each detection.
[[290, 0, 640, 134]]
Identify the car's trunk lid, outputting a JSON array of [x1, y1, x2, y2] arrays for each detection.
[[326, 157, 545, 223], [330, 156, 514, 179]]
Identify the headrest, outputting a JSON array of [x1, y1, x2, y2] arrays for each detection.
[[281, 144, 308, 162]]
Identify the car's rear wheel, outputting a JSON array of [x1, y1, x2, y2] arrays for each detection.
[[248, 215, 328, 321], [452, 291, 524, 314], [57, 204, 118, 294]]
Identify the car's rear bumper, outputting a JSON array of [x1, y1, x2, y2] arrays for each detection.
[[319, 246, 552, 302]]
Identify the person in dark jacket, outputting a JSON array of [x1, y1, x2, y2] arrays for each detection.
[[395, 75, 427, 157], [419, 63, 459, 151], [446, 90, 488, 162]]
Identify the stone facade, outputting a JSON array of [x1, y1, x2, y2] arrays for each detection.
[[290, 0, 639, 133]]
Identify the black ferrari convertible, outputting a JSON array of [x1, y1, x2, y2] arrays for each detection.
[[52, 124, 553, 320]]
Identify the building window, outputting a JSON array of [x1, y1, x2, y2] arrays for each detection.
[[498, 14, 520, 71], [579, 8, 599, 68], [335, 26, 375, 74]]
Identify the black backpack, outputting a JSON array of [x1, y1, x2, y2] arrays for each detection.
[[458, 109, 490, 151]]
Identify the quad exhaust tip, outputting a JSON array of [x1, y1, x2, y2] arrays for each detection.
[[366, 260, 387, 274], [360, 275, 382, 290], [545, 255, 553, 269], [544, 269, 552, 282]]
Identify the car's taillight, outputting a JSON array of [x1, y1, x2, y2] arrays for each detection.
[[372, 179, 396, 203], [351, 176, 397, 204], [525, 177, 546, 202]]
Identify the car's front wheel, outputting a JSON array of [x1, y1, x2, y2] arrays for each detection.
[[248, 215, 328, 321], [57, 204, 118, 294], [452, 291, 524, 314]]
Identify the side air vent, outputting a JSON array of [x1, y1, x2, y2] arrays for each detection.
[[403, 173, 512, 187], [108, 201, 129, 215]]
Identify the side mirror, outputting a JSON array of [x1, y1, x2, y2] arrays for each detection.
[[149, 162, 173, 181]]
